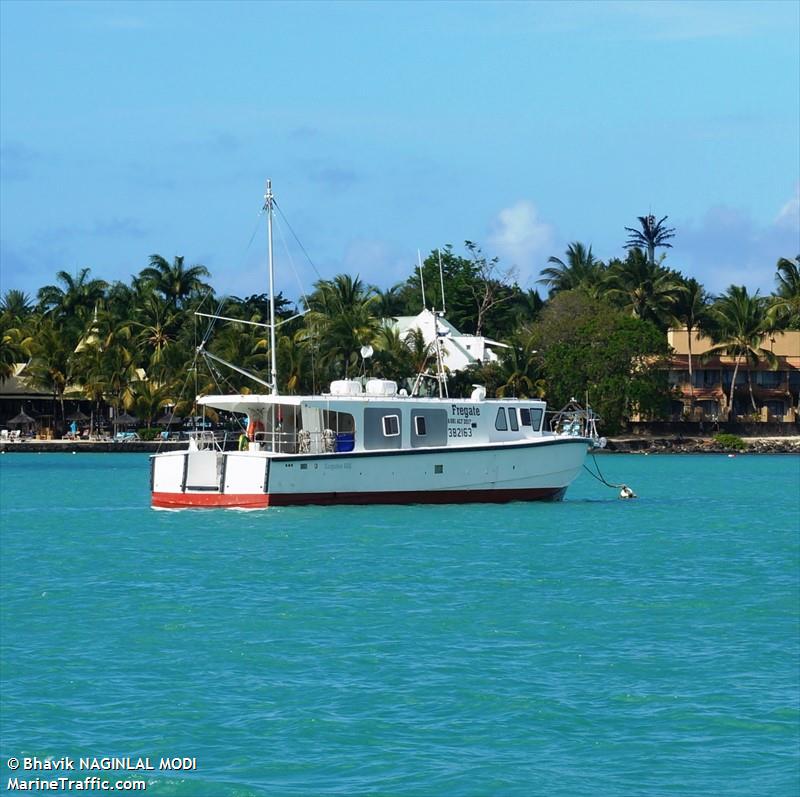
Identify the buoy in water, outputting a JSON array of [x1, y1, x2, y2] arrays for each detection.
[[619, 485, 637, 500]]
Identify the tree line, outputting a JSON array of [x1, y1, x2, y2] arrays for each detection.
[[1, 215, 798, 433]]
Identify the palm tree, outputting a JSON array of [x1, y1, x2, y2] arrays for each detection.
[[669, 277, 712, 408], [706, 285, 777, 419], [138, 255, 211, 308], [130, 380, 173, 428], [538, 242, 602, 295], [305, 274, 380, 377], [208, 321, 270, 392], [0, 324, 33, 380], [496, 329, 546, 399], [1, 289, 34, 324], [403, 327, 436, 376], [37, 268, 108, 335], [604, 249, 684, 329], [26, 318, 75, 431], [372, 323, 414, 383], [131, 294, 181, 383], [769, 255, 800, 329], [373, 284, 406, 319], [276, 325, 325, 394], [624, 214, 676, 264]]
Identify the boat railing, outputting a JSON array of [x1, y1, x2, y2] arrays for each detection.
[[250, 428, 352, 455], [188, 430, 225, 451], [548, 401, 604, 446]]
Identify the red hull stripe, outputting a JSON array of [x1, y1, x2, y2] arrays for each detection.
[[152, 486, 565, 509], [152, 492, 269, 509]]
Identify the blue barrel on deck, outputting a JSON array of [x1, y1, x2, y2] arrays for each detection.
[[334, 432, 355, 452]]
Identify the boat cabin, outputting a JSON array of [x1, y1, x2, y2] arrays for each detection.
[[198, 379, 550, 456]]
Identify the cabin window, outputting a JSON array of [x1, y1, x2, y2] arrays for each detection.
[[519, 408, 531, 427], [529, 408, 543, 431], [364, 408, 402, 450], [508, 407, 519, 431], [495, 408, 508, 431], [382, 415, 400, 437], [411, 409, 447, 448]]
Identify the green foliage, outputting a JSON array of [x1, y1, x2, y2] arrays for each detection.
[[706, 285, 777, 418], [713, 433, 746, 451], [624, 214, 676, 264], [529, 291, 670, 432], [5, 230, 795, 439]]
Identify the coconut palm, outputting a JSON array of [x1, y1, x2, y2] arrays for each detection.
[[26, 318, 75, 430], [130, 380, 173, 428], [138, 255, 211, 309], [538, 242, 602, 296], [768, 255, 800, 329], [305, 274, 380, 377], [0, 289, 34, 324], [374, 284, 406, 319], [208, 320, 270, 392], [604, 249, 684, 329], [669, 277, 712, 407], [496, 329, 546, 399], [37, 268, 108, 335], [131, 294, 182, 382], [71, 314, 139, 418], [624, 214, 676, 264], [706, 285, 777, 418], [0, 324, 33, 380], [372, 323, 414, 383]]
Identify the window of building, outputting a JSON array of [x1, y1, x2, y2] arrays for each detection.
[[495, 408, 508, 431], [508, 407, 519, 431], [414, 415, 427, 436], [756, 371, 784, 388], [693, 370, 720, 387], [382, 415, 400, 437], [722, 370, 747, 386]]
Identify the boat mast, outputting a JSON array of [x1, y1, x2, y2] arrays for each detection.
[[264, 180, 278, 396]]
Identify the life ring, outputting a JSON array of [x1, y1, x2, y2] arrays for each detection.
[[246, 419, 265, 441]]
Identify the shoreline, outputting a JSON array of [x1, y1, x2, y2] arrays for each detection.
[[2, 437, 799, 455]]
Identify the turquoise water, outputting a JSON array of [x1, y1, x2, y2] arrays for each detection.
[[1, 453, 798, 796]]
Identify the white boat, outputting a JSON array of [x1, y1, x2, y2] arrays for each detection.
[[150, 184, 602, 509]]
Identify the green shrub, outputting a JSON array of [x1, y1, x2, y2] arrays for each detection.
[[713, 433, 746, 451], [137, 427, 160, 441]]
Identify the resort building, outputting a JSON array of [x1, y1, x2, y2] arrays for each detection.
[[391, 309, 510, 373], [666, 328, 800, 423]]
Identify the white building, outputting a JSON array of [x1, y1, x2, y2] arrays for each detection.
[[391, 309, 509, 373]]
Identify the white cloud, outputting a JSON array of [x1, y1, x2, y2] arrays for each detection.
[[488, 200, 555, 285], [676, 190, 800, 295], [775, 184, 800, 231]]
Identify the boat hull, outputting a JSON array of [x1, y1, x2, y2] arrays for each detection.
[[150, 438, 589, 509]]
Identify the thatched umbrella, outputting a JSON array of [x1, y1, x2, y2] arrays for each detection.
[[7, 409, 36, 430], [156, 413, 183, 426], [115, 412, 138, 426], [66, 409, 90, 422]]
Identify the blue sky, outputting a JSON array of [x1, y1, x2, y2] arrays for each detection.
[[1, 0, 798, 305]]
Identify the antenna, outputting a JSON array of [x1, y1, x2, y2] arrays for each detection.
[[437, 248, 447, 315], [417, 249, 427, 311]]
